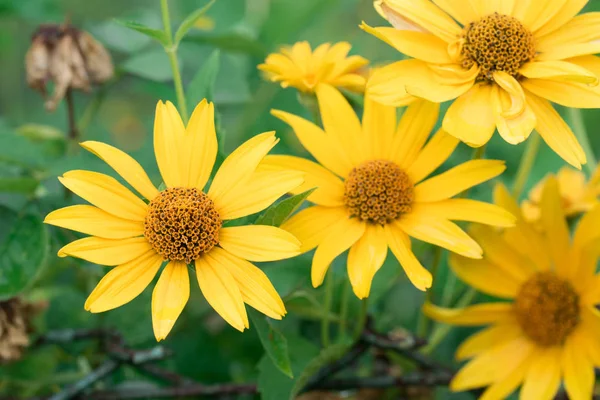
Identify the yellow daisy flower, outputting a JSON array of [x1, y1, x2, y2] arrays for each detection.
[[424, 179, 600, 400], [258, 41, 368, 93], [522, 165, 600, 222], [44, 100, 304, 340], [362, 0, 600, 168], [264, 83, 515, 298]]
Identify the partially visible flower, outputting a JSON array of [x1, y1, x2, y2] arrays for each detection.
[[258, 41, 368, 93], [265, 84, 514, 298], [45, 100, 303, 341], [362, 0, 600, 168], [25, 23, 114, 111], [522, 165, 600, 222], [0, 298, 45, 364], [425, 179, 600, 400]]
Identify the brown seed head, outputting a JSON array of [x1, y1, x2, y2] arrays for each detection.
[[144, 188, 222, 264], [0, 298, 45, 364], [461, 13, 536, 82], [343, 160, 414, 225], [514, 272, 580, 346]]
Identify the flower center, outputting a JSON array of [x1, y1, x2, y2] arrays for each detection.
[[343, 159, 414, 225], [144, 188, 222, 264], [460, 13, 536, 82], [514, 272, 580, 346]]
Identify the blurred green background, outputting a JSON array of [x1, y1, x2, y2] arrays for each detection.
[[0, 0, 599, 398]]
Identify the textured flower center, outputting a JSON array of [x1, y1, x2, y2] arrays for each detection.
[[461, 13, 536, 82], [343, 159, 413, 225], [514, 272, 580, 346], [144, 188, 222, 263]]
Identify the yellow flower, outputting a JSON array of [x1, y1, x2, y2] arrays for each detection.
[[522, 165, 600, 222], [264, 83, 515, 298], [44, 100, 304, 340], [362, 0, 600, 168], [424, 179, 600, 400], [258, 41, 368, 93]]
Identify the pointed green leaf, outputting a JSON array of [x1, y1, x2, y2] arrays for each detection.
[[186, 50, 220, 108], [173, 0, 216, 45], [255, 188, 315, 227], [249, 309, 293, 378], [114, 20, 169, 47], [0, 177, 39, 194]]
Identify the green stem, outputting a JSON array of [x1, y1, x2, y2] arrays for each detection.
[[160, 0, 188, 123], [321, 272, 334, 347], [512, 133, 542, 199], [568, 108, 597, 175], [338, 279, 350, 341], [416, 247, 442, 337], [353, 298, 368, 340]]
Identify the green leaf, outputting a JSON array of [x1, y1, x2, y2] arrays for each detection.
[[16, 124, 64, 141], [114, 20, 169, 47], [0, 211, 48, 300], [121, 49, 173, 82], [184, 32, 268, 57], [173, 0, 216, 45], [249, 309, 293, 378], [186, 50, 220, 109], [255, 188, 315, 227], [0, 128, 50, 169], [0, 177, 39, 195]]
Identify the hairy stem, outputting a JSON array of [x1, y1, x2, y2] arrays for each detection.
[[512, 133, 542, 198]]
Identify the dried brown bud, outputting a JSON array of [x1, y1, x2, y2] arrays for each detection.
[[25, 23, 114, 111], [0, 297, 45, 364]]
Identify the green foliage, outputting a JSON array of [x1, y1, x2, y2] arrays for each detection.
[[248, 309, 293, 378], [173, 0, 216, 45], [114, 20, 169, 47], [255, 188, 315, 227], [186, 49, 220, 108], [121, 49, 174, 81]]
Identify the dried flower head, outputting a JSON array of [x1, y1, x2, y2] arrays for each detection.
[[0, 298, 45, 364]]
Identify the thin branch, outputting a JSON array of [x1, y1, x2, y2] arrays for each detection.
[[48, 360, 120, 400], [65, 88, 79, 141], [313, 372, 453, 391], [85, 383, 258, 400]]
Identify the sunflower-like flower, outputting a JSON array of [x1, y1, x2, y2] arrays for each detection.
[[264, 84, 515, 298], [258, 41, 368, 93], [425, 180, 600, 400], [362, 0, 600, 168], [44, 100, 304, 340], [522, 165, 600, 222]]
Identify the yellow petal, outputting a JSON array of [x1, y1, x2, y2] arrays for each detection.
[[384, 223, 432, 291], [391, 100, 440, 169], [81, 141, 159, 201], [219, 225, 300, 262], [449, 254, 521, 298], [423, 302, 514, 326], [513, 0, 568, 33], [84, 250, 162, 313], [412, 199, 515, 227], [271, 109, 353, 177], [207, 247, 286, 319], [574, 205, 600, 251], [59, 170, 147, 221], [406, 129, 459, 184], [347, 224, 388, 299], [261, 155, 345, 207], [58, 237, 152, 266], [456, 323, 522, 361], [362, 96, 397, 160], [492, 71, 526, 119], [44, 205, 144, 239], [414, 160, 506, 202], [520, 60, 598, 85], [153, 101, 184, 188], [491, 85, 536, 145], [431, 0, 479, 26], [442, 84, 495, 147], [180, 100, 217, 190], [525, 92, 586, 169], [539, 177, 571, 276], [280, 206, 348, 253], [520, 347, 562, 400], [360, 22, 453, 63], [395, 213, 482, 258], [152, 261, 190, 341], [478, 0, 514, 15], [562, 328, 595, 400], [311, 216, 365, 288], [479, 350, 532, 400], [408, 63, 478, 102], [536, 12, 600, 56], [195, 255, 248, 332], [532, 0, 587, 37], [579, 308, 600, 366], [208, 131, 277, 204]]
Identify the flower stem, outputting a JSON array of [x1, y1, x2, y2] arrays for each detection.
[[353, 298, 368, 340], [321, 272, 333, 347], [338, 280, 350, 341], [416, 247, 442, 337], [568, 108, 597, 175], [512, 133, 542, 198], [160, 0, 188, 124]]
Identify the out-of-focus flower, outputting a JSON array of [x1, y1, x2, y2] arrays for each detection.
[[0, 298, 45, 364], [193, 16, 215, 31], [363, 0, 600, 169], [25, 23, 114, 111], [425, 180, 600, 400], [258, 41, 368, 93], [264, 84, 514, 298], [44, 100, 303, 341], [522, 166, 600, 222]]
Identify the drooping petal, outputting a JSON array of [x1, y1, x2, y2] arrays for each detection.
[[491, 84, 536, 145], [449, 254, 521, 298], [538, 177, 571, 276], [81, 141, 159, 201], [406, 129, 459, 184], [219, 225, 300, 262], [347, 224, 388, 299], [362, 96, 397, 160], [58, 170, 148, 221], [84, 250, 163, 313], [58, 237, 152, 266], [152, 261, 190, 341], [44, 205, 144, 239], [520, 347, 562, 400], [411, 199, 515, 227], [153, 101, 184, 188], [562, 328, 595, 400], [280, 206, 349, 253], [384, 223, 432, 291], [456, 322, 522, 361], [492, 72, 527, 119], [423, 302, 514, 326]]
